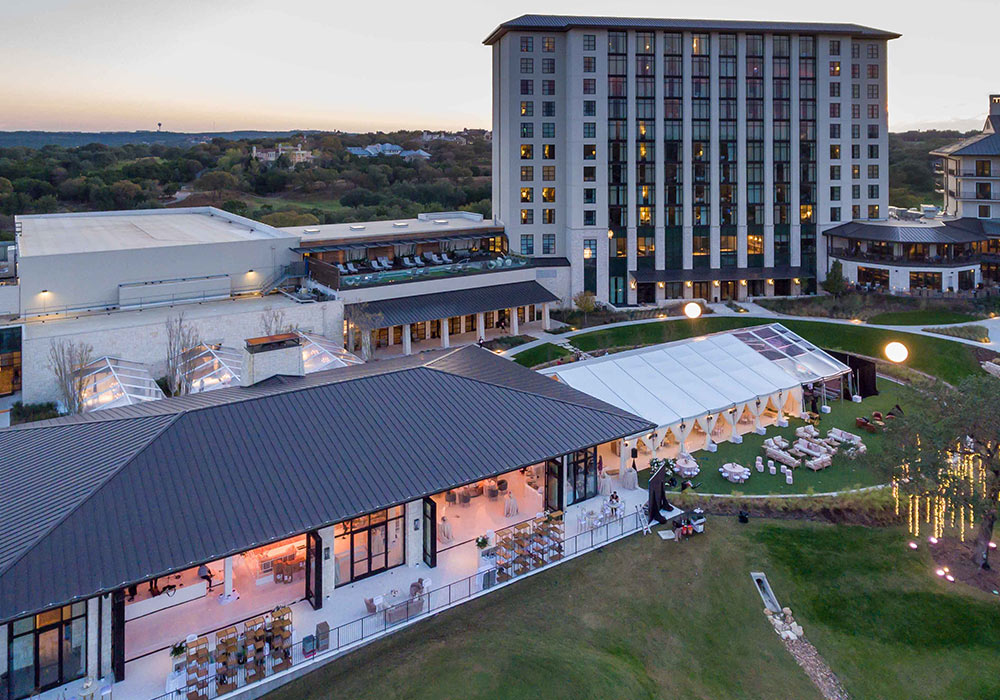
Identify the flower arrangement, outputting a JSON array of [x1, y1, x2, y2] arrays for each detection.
[[476, 535, 489, 549]]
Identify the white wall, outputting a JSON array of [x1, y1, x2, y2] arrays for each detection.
[[20, 297, 343, 404]]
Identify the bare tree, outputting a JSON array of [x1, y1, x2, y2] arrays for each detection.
[[260, 306, 290, 337], [165, 313, 199, 396], [47, 339, 93, 414], [344, 303, 384, 361]]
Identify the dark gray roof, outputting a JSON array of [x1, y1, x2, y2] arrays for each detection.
[[346, 280, 558, 328], [631, 266, 809, 284], [822, 219, 992, 244], [0, 346, 653, 622], [485, 14, 900, 44], [930, 116, 1000, 157]]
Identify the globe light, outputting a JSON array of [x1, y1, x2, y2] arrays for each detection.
[[683, 302, 702, 319], [884, 341, 909, 363]]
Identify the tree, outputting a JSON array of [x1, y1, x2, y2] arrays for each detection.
[[344, 303, 384, 361], [165, 313, 198, 396], [822, 259, 847, 297], [47, 339, 93, 414], [260, 306, 291, 336], [880, 375, 1000, 568], [573, 291, 597, 327], [259, 211, 319, 227], [194, 171, 238, 196]]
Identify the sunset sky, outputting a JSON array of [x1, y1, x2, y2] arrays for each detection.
[[2, 0, 995, 133]]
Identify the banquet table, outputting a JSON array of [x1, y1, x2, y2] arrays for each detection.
[[598, 474, 613, 496], [721, 463, 748, 483], [620, 466, 639, 490]]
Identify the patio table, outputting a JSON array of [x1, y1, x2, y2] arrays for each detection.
[[620, 466, 639, 490], [598, 474, 613, 496]]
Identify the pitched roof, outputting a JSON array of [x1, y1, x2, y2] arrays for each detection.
[[345, 280, 559, 328], [0, 346, 653, 622], [930, 116, 1000, 157], [484, 14, 900, 44], [822, 219, 994, 244]]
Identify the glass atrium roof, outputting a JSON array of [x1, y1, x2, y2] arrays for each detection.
[[298, 330, 363, 373], [180, 344, 243, 394], [77, 357, 166, 412], [731, 324, 849, 383]]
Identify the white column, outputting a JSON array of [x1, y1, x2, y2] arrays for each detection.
[[476, 312, 485, 340], [510, 308, 519, 335], [441, 318, 450, 348], [541, 303, 551, 330], [402, 323, 412, 355], [224, 556, 234, 598]]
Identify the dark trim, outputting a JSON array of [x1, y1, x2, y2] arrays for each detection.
[[305, 531, 323, 611], [111, 590, 124, 683]]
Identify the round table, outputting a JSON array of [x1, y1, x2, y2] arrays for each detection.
[[721, 463, 747, 482], [620, 466, 639, 490]]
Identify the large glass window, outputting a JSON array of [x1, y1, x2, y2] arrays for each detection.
[[568, 447, 598, 505], [333, 506, 405, 586], [9, 603, 87, 699]]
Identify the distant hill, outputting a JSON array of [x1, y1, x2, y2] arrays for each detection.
[[0, 130, 328, 149]]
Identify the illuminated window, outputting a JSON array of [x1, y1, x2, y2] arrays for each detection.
[[542, 187, 555, 202], [520, 188, 534, 203], [520, 209, 533, 224], [520, 144, 533, 159]]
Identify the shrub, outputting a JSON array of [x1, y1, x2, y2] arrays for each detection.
[[923, 325, 990, 343], [11, 401, 60, 424]]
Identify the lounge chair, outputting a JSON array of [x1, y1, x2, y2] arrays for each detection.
[[346, 262, 360, 274], [855, 416, 878, 433], [440, 252, 453, 264], [424, 252, 443, 265], [402, 257, 416, 268], [793, 439, 825, 459], [369, 259, 385, 271], [412, 256, 425, 267], [378, 256, 393, 269], [795, 425, 820, 441], [336, 263, 350, 275]]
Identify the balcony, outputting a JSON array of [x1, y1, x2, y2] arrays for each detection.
[[830, 250, 982, 268], [955, 170, 999, 179], [309, 253, 533, 291], [957, 191, 1000, 201]]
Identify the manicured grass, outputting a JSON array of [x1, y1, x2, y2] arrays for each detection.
[[867, 310, 978, 325], [570, 317, 985, 385], [661, 381, 917, 495], [512, 343, 571, 368], [267, 519, 1000, 700], [752, 523, 1000, 699]]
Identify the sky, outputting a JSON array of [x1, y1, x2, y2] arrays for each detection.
[[1, 0, 996, 134]]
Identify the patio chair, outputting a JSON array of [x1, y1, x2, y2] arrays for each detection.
[[424, 252, 443, 265], [364, 597, 377, 614], [413, 256, 425, 267], [402, 257, 416, 268], [378, 256, 393, 269], [369, 259, 385, 271], [440, 252, 454, 264], [336, 263, 350, 275], [346, 262, 360, 274]]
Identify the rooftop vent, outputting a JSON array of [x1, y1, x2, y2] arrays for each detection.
[[349, 224, 366, 231], [433, 219, 450, 225], [392, 222, 409, 228], [241, 333, 304, 387], [304, 228, 320, 233]]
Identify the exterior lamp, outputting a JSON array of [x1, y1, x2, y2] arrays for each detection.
[[884, 341, 909, 363], [740, 279, 747, 286], [793, 277, 800, 285], [683, 302, 702, 319], [608, 229, 614, 239], [630, 278, 637, 289], [658, 281, 665, 288], [712, 280, 720, 287], [766, 278, 774, 286], [685, 280, 693, 288], [583, 247, 592, 259]]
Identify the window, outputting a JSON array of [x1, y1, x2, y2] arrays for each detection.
[[584, 187, 596, 203], [830, 82, 840, 97], [542, 36, 555, 52], [520, 166, 533, 181], [542, 101, 556, 117], [583, 56, 595, 72], [520, 144, 533, 159], [583, 100, 596, 116], [852, 103, 861, 119], [542, 233, 556, 253], [868, 144, 879, 159], [520, 234, 534, 255], [583, 144, 596, 160], [583, 122, 596, 138], [583, 34, 596, 51], [692, 33, 710, 55], [520, 209, 533, 224], [333, 507, 405, 585], [542, 144, 555, 159], [520, 122, 533, 138], [830, 144, 841, 159], [829, 102, 840, 118], [520, 101, 533, 116], [867, 84, 879, 99], [852, 184, 861, 198], [9, 603, 87, 698], [852, 164, 861, 179], [829, 39, 841, 56], [542, 122, 555, 138], [520, 57, 533, 73], [542, 58, 555, 74], [852, 144, 861, 159], [852, 123, 861, 139], [542, 80, 555, 95], [852, 204, 861, 218], [868, 184, 879, 198], [831, 186, 841, 201], [852, 64, 860, 79], [867, 44, 879, 59], [868, 164, 879, 178], [868, 124, 879, 139], [830, 123, 841, 139], [583, 166, 596, 181], [829, 61, 841, 76], [584, 210, 596, 226], [520, 187, 533, 202], [867, 104, 880, 119], [851, 42, 860, 59], [542, 187, 555, 202], [520, 36, 533, 52], [976, 160, 993, 177], [520, 79, 533, 95], [979, 204, 992, 218], [867, 64, 879, 79], [542, 209, 555, 225], [830, 207, 841, 221], [868, 204, 880, 218], [852, 83, 861, 99], [583, 78, 596, 94], [542, 165, 556, 181], [830, 165, 841, 179]]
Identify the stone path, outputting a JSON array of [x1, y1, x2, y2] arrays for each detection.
[[785, 637, 850, 700]]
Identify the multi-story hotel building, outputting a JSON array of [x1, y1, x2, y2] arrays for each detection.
[[931, 95, 1000, 220], [486, 15, 898, 304]]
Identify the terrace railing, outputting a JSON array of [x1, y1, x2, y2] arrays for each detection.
[[146, 508, 644, 700]]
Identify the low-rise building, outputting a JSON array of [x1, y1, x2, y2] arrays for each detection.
[[931, 95, 1000, 220], [250, 143, 316, 166], [345, 143, 431, 160]]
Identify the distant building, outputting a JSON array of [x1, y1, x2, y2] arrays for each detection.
[[420, 131, 469, 145], [251, 142, 316, 166], [346, 143, 431, 161], [931, 95, 1000, 219]]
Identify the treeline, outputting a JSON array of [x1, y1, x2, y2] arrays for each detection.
[[888, 129, 972, 209], [0, 130, 492, 235]]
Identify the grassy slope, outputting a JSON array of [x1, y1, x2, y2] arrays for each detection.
[[754, 522, 1000, 700], [570, 318, 983, 385], [268, 519, 820, 700], [867, 310, 978, 325], [512, 343, 571, 368]]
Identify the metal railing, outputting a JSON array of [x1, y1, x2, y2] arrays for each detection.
[[146, 509, 644, 700], [336, 254, 530, 291], [830, 251, 983, 268]]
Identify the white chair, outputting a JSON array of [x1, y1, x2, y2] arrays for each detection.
[[441, 253, 454, 264], [769, 464, 777, 475], [785, 473, 794, 485], [346, 262, 360, 274]]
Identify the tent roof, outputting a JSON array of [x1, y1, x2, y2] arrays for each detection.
[[539, 323, 849, 430]]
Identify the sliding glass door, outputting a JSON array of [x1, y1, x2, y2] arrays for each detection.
[[568, 447, 599, 505], [334, 506, 406, 587], [544, 458, 563, 511], [422, 497, 437, 567]]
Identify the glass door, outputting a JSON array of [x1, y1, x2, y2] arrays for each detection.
[[305, 530, 323, 610], [422, 497, 437, 567], [544, 458, 563, 511], [36, 627, 60, 690], [569, 447, 599, 505]]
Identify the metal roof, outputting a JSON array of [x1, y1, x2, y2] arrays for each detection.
[[484, 14, 900, 44], [0, 346, 653, 622], [631, 266, 809, 283], [822, 219, 991, 244], [345, 280, 559, 328], [930, 116, 1000, 157]]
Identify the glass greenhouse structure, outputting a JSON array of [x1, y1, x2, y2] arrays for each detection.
[[77, 357, 166, 412]]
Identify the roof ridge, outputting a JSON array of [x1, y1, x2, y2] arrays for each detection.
[[0, 413, 182, 581]]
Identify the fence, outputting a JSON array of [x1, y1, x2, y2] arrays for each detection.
[[147, 508, 644, 699]]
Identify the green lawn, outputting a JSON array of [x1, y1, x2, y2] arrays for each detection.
[[660, 380, 916, 495], [512, 342, 571, 368], [570, 317, 985, 385], [867, 310, 978, 325], [267, 519, 1000, 700]]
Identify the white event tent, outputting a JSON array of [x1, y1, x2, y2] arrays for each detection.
[[540, 323, 851, 456]]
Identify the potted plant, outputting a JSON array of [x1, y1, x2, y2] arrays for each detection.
[[169, 641, 186, 671], [475, 535, 489, 550]]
